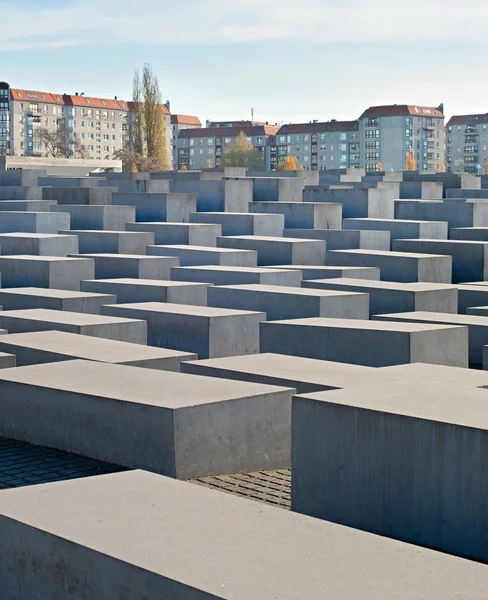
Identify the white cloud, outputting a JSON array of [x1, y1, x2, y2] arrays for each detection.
[[1, 0, 488, 49]]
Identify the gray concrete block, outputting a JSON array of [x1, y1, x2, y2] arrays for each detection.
[[394, 199, 488, 229], [217, 235, 326, 266], [392, 238, 488, 283], [291, 380, 488, 561], [0, 288, 116, 314], [250, 202, 342, 229], [304, 186, 396, 219], [0, 331, 196, 370], [0, 200, 55, 212], [112, 192, 196, 222], [455, 284, 488, 313], [126, 222, 221, 246], [147, 244, 258, 267], [81, 278, 209, 306], [51, 204, 135, 230], [189, 211, 284, 236], [0, 352, 15, 368], [0, 470, 486, 599], [208, 284, 369, 320], [0, 361, 292, 478], [69, 253, 178, 280], [302, 278, 458, 316], [182, 353, 395, 394], [400, 181, 444, 199], [0, 211, 70, 234], [379, 362, 488, 386], [373, 311, 488, 367], [260, 318, 468, 367], [343, 218, 448, 243], [265, 264, 381, 280], [0, 309, 147, 344], [284, 228, 391, 251], [467, 306, 488, 317], [59, 229, 155, 255], [451, 227, 488, 241], [250, 176, 305, 202], [171, 265, 301, 287], [43, 187, 114, 205], [0, 233, 79, 256], [101, 302, 264, 359], [327, 249, 452, 283], [170, 178, 253, 212], [0, 256, 95, 291]]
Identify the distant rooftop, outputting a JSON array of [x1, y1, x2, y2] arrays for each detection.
[[278, 120, 359, 134], [360, 105, 444, 119], [172, 114, 202, 126], [447, 114, 488, 126]]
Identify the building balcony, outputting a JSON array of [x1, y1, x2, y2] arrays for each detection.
[[27, 109, 42, 117]]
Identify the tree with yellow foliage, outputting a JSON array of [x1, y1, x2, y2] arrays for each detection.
[[180, 164, 188, 171], [280, 156, 298, 171], [484, 156, 488, 176], [405, 151, 417, 171], [223, 131, 263, 170], [377, 162, 383, 172], [438, 163, 446, 173]]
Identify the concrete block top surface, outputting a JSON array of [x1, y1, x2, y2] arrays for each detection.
[[83, 277, 207, 288], [374, 311, 488, 326], [174, 265, 298, 274], [149, 245, 254, 254], [0, 255, 89, 263], [297, 379, 488, 430], [223, 235, 322, 243], [344, 218, 446, 224], [306, 278, 457, 292], [0, 287, 112, 299], [212, 283, 366, 298], [269, 317, 463, 333], [0, 331, 195, 363], [328, 249, 450, 259], [378, 362, 488, 386], [0, 232, 71, 239], [105, 302, 265, 318], [71, 253, 165, 260], [0, 359, 292, 409], [0, 470, 486, 599], [0, 308, 143, 326]]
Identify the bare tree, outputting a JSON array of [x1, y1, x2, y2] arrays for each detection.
[[131, 69, 144, 155], [38, 125, 86, 159], [113, 148, 163, 172]]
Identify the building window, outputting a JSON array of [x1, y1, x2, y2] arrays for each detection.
[[365, 141, 379, 149], [365, 130, 380, 138], [465, 146, 478, 154], [340, 154, 347, 162], [365, 152, 380, 160]]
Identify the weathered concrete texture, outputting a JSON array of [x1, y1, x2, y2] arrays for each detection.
[[250, 202, 342, 229], [399, 181, 443, 199], [217, 235, 326, 266], [302, 278, 458, 316], [451, 227, 488, 241], [467, 306, 488, 317], [455, 284, 488, 314], [0, 352, 16, 368], [0, 256, 95, 291], [392, 238, 488, 284], [446, 189, 488, 199], [0, 309, 147, 344], [394, 199, 488, 229], [43, 187, 114, 206], [126, 222, 221, 247], [260, 318, 468, 367], [182, 353, 395, 394], [208, 284, 369, 320], [112, 192, 196, 222], [51, 204, 135, 230], [102, 302, 264, 358], [343, 218, 448, 243], [59, 229, 155, 255], [69, 253, 178, 280], [0, 331, 196, 370], [0, 361, 292, 478], [304, 185, 397, 218], [189, 211, 284, 237], [283, 228, 391, 251], [170, 178, 253, 212], [171, 265, 301, 287], [0, 232, 79, 256], [250, 176, 305, 202], [81, 278, 209, 306], [291, 380, 488, 562], [265, 264, 381, 280], [0, 200, 55, 212], [327, 249, 452, 283], [1, 471, 487, 600], [379, 362, 488, 386], [373, 311, 488, 367], [0, 288, 116, 315], [147, 244, 258, 267], [0, 211, 70, 234]]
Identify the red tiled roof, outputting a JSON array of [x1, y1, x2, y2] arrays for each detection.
[[10, 88, 62, 105], [360, 105, 444, 119], [447, 114, 488, 126], [179, 125, 280, 138], [207, 120, 268, 127], [278, 121, 358, 134], [171, 114, 202, 126], [10, 88, 129, 111]]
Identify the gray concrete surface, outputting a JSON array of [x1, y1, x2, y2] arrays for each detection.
[[0, 288, 116, 314], [147, 244, 258, 267]]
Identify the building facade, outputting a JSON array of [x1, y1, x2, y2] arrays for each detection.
[[359, 105, 445, 172], [177, 124, 280, 170], [446, 114, 488, 174], [0, 81, 173, 167], [171, 114, 202, 169]]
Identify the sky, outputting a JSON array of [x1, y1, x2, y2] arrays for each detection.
[[1, 0, 487, 125]]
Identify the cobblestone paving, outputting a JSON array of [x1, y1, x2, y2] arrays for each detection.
[[0, 437, 127, 490]]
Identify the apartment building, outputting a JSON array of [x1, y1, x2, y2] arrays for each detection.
[[206, 120, 268, 128], [271, 120, 359, 170], [446, 114, 488, 174], [177, 124, 280, 170], [359, 105, 445, 172], [171, 114, 202, 169], [0, 81, 173, 167]]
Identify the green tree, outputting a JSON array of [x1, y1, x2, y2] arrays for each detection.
[[223, 132, 264, 170]]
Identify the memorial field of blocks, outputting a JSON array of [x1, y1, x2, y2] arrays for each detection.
[[2, 164, 488, 595]]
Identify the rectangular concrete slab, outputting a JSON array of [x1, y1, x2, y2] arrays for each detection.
[[0, 211, 70, 234], [1, 470, 487, 599], [378, 362, 488, 386], [51, 204, 135, 230], [69, 253, 178, 280], [395, 199, 488, 229], [112, 192, 196, 222], [0, 309, 147, 344], [343, 218, 448, 242], [126, 222, 221, 246], [101, 302, 264, 358], [292, 379, 488, 562], [59, 229, 155, 255], [0, 287, 116, 314], [265, 264, 381, 280], [170, 265, 302, 287], [207, 284, 369, 320], [260, 317, 468, 367], [0, 330, 196, 370], [0, 233, 79, 256], [284, 228, 391, 251], [0, 360, 292, 478], [81, 278, 209, 306], [0, 352, 16, 368], [147, 244, 258, 267], [250, 201, 342, 229], [190, 211, 284, 236]]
